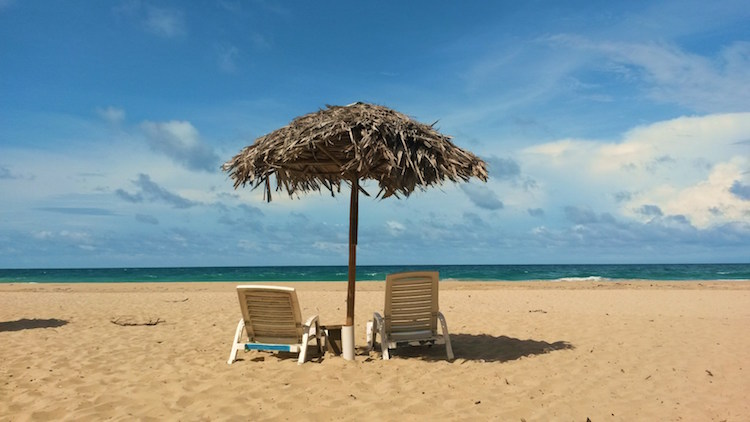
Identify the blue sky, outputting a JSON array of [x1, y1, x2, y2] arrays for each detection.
[[1, 0, 748, 268]]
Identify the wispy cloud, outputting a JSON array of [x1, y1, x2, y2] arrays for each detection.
[[36, 207, 116, 216], [96, 106, 126, 125], [564, 206, 601, 225], [637, 205, 664, 217], [143, 6, 186, 38], [217, 44, 240, 73], [114, 2, 186, 38], [116, 173, 199, 209], [135, 213, 159, 225], [461, 183, 504, 210], [527, 208, 545, 217], [248, 0, 290, 17], [312, 241, 347, 255], [545, 35, 750, 112], [485, 156, 521, 180], [532, 207, 749, 257], [0, 0, 16, 11], [34, 229, 93, 243], [216, 203, 264, 227], [0, 165, 20, 180]]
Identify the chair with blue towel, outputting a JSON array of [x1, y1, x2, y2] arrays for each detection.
[[228, 285, 323, 365]]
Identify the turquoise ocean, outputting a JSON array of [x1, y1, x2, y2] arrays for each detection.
[[1, 263, 748, 283]]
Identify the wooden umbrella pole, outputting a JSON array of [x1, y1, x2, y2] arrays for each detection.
[[346, 177, 359, 326]]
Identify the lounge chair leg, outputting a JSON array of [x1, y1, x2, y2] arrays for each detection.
[[437, 312, 454, 360], [299, 331, 310, 365], [228, 319, 245, 365], [372, 313, 390, 359], [381, 331, 391, 360], [365, 321, 374, 351], [315, 321, 323, 354]]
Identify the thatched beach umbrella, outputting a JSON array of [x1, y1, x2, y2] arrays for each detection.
[[223, 102, 487, 360]]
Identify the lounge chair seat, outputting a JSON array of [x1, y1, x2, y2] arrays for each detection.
[[228, 285, 323, 365]]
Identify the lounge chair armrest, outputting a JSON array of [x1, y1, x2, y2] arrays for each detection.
[[302, 314, 320, 334], [298, 314, 324, 365], [436, 311, 449, 336]]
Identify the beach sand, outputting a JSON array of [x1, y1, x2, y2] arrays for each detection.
[[1, 280, 749, 421]]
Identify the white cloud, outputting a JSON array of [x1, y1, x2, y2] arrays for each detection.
[[522, 113, 750, 229], [143, 120, 199, 146], [385, 220, 405, 236], [630, 157, 749, 229], [141, 120, 220, 172], [587, 113, 749, 178]]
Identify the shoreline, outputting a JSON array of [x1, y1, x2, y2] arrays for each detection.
[[2, 279, 750, 292]]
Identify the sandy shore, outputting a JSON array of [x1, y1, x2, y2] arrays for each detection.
[[1, 280, 749, 421]]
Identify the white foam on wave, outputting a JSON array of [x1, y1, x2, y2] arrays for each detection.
[[551, 276, 607, 282]]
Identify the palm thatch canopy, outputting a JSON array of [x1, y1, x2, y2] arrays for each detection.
[[222, 102, 488, 200]]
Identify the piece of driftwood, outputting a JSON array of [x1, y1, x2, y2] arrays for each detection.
[[110, 316, 164, 326]]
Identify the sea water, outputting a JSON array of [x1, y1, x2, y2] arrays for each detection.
[[0, 263, 748, 283]]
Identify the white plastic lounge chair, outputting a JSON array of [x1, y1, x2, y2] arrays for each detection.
[[228, 285, 323, 365], [368, 271, 454, 360]]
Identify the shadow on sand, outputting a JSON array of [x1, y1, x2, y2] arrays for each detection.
[[380, 333, 574, 362], [0, 318, 69, 332], [232, 334, 574, 364]]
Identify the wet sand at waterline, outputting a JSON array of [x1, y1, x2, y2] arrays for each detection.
[[2, 280, 749, 421]]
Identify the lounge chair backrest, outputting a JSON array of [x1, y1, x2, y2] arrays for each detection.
[[237, 285, 303, 345], [384, 271, 439, 341]]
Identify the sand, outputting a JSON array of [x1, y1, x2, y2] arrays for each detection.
[[1, 280, 749, 421]]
